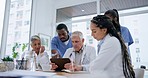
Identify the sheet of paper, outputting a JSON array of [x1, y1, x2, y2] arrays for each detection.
[[62, 69, 90, 74], [0, 70, 56, 77]]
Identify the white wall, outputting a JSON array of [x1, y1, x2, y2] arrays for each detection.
[[29, 0, 57, 57], [0, 0, 6, 45], [120, 12, 148, 68], [31, 0, 100, 37], [52, 0, 99, 36], [0, 0, 10, 58], [31, 0, 56, 37], [55, 0, 97, 9]]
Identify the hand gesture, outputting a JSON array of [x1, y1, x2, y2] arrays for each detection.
[[50, 63, 58, 70], [40, 46, 45, 53], [64, 63, 82, 71]]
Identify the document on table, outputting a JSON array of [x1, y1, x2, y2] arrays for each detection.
[[0, 70, 56, 77], [62, 69, 90, 74]]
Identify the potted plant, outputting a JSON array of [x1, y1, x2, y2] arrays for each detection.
[[2, 56, 13, 61], [12, 43, 28, 70], [12, 43, 20, 59], [22, 43, 28, 52], [2, 56, 14, 71], [12, 43, 28, 59], [0, 62, 7, 72]]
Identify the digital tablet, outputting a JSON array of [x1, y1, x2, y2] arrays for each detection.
[[50, 58, 71, 71]]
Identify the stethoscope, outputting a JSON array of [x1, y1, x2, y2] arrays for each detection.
[[69, 45, 86, 64]]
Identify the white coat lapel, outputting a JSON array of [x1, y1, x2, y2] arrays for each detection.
[[71, 48, 75, 63], [81, 45, 86, 64]]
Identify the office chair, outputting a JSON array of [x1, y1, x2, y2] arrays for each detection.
[[134, 68, 145, 78]]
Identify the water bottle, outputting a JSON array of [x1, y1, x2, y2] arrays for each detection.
[[30, 52, 36, 71], [25, 51, 35, 71]]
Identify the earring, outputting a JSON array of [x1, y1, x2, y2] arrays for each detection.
[[103, 29, 107, 33]]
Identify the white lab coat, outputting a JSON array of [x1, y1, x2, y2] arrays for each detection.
[[22, 50, 50, 70], [89, 34, 125, 78], [63, 45, 96, 71]]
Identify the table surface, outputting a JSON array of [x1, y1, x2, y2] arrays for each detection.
[[0, 70, 94, 78], [0, 69, 148, 78]]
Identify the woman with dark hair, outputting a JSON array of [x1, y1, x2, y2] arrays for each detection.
[[89, 15, 135, 78], [104, 9, 134, 56]]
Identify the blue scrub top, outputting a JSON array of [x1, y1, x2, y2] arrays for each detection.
[[121, 26, 134, 46], [51, 34, 73, 57]]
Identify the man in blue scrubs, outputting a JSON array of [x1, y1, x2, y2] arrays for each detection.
[[51, 23, 73, 58]]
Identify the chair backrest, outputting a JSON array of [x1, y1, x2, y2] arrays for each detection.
[[134, 69, 145, 78]]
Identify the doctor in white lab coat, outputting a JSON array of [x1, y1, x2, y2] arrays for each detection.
[[22, 35, 50, 70], [63, 45, 96, 71], [89, 15, 135, 78], [62, 31, 96, 71]]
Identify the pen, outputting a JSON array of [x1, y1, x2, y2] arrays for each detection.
[[70, 52, 74, 72], [71, 58, 74, 72]]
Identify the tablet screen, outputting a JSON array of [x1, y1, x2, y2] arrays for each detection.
[[50, 58, 71, 71]]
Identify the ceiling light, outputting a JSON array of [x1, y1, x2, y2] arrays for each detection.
[[81, 10, 84, 12]]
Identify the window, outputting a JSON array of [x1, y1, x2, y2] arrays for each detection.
[[25, 0, 31, 5], [71, 14, 98, 51], [120, 7, 148, 68], [10, 2, 15, 8], [70, 6, 148, 68], [135, 38, 139, 44], [24, 20, 29, 26], [16, 21, 22, 27], [17, 0, 24, 9], [5, 0, 32, 58], [25, 10, 30, 16], [16, 11, 23, 19]]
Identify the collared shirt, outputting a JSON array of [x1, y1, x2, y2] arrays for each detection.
[[74, 48, 83, 65], [97, 35, 107, 55], [69, 45, 84, 65], [63, 45, 96, 71], [63, 46, 96, 65]]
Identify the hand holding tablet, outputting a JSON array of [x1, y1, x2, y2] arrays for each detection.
[[50, 58, 71, 71]]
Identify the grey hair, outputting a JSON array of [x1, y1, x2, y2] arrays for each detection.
[[71, 31, 83, 40], [30, 35, 40, 44]]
